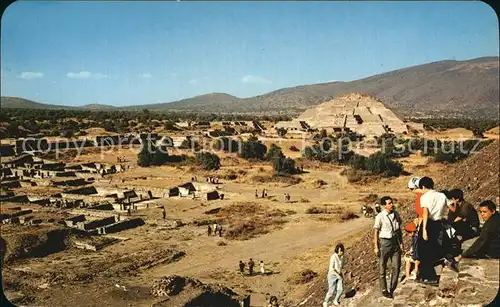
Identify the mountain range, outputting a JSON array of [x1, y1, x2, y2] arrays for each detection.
[[2, 56, 498, 118]]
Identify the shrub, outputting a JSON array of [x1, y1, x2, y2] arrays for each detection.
[[195, 152, 221, 170], [273, 156, 298, 175], [364, 152, 404, 177], [306, 206, 330, 214], [240, 138, 267, 160], [266, 144, 284, 161], [341, 211, 359, 221], [289, 145, 300, 152], [179, 137, 200, 150], [288, 269, 318, 284], [345, 169, 365, 183], [214, 137, 240, 153]]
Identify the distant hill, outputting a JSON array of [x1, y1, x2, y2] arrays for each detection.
[[81, 104, 117, 110], [1, 97, 73, 109], [122, 93, 240, 111], [2, 56, 498, 118]]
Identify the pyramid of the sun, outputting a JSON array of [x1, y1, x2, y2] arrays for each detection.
[[275, 93, 408, 136]]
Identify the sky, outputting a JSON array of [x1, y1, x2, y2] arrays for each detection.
[[1, 1, 498, 107]]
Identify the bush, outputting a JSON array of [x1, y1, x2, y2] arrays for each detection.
[[288, 269, 318, 284], [240, 137, 267, 160], [195, 152, 221, 170], [266, 144, 284, 161], [364, 152, 403, 177], [179, 137, 200, 150], [137, 140, 169, 167], [289, 145, 300, 152], [306, 206, 330, 214], [345, 169, 366, 183], [341, 211, 359, 221], [273, 156, 298, 175], [61, 129, 74, 138], [214, 137, 240, 153]]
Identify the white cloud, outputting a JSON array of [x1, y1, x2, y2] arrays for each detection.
[[139, 73, 153, 79], [188, 79, 198, 84], [93, 73, 108, 79], [66, 71, 107, 79], [241, 75, 271, 84], [17, 72, 44, 79]]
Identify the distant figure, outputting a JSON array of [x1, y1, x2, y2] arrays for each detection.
[[218, 225, 223, 237], [213, 223, 218, 235], [287, 193, 291, 202], [260, 261, 265, 275], [255, 190, 259, 198], [239, 260, 245, 274], [264, 189, 268, 198], [208, 225, 212, 236], [219, 193, 225, 200], [191, 177, 195, 182], [127, 207, 131, 216], [284, 193, 288, 202], [248, 258, 255, 275], [262, 189, 265, 198], [162, 207, 166, 219]]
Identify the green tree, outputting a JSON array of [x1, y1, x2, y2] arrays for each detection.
[[266, 144, 284, 161], [196, 151, 221, 170], [240, 138, 267, 160], [273, 155, 297, 175], [137, 140, 154, 167]]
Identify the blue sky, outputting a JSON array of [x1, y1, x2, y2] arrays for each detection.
[[1, 1, 498, 107]]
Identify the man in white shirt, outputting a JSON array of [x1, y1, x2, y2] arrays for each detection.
[[418, 176, 451, 283], [323, 243, 345, 307], [374, 196, 403, 299]]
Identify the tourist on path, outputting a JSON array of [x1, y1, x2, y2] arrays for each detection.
[[374, 196, 403, 298], [162, 206, 166, 219], [323, 243, 345, 307], [260, 261, 265, 275], [239, 260, 245, 274], [248, 258, 255, 275]]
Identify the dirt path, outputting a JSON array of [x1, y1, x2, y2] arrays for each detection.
[[143, 217, 373, 305]]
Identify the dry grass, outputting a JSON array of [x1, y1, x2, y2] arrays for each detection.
[[287, 269, 318, 285], [250, 174, 302, 185], [361, 193, 378, 203], [216, 202, 291, 240], [312, 179, 327, 188]]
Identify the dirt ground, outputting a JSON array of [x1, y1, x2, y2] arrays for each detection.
[[2, 130, 496, 307]]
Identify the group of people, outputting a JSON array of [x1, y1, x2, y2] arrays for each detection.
[[207, 223, 223, 237], [239, 258, 266, 276], [322, 176, 499, 306], [255, 189, 268, 199], [116, 156, 127, 163], [283, 193, 291, 202]]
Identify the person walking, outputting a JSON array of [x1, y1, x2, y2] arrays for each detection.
[[162, 206, 166, 219], [207, 225, 212, 236], [248, 258, 255, 276], [239, 260, 245, 275], [323, 243, 345, 307], [260, 261, 265, 275], [374, 196, 403, 298]]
